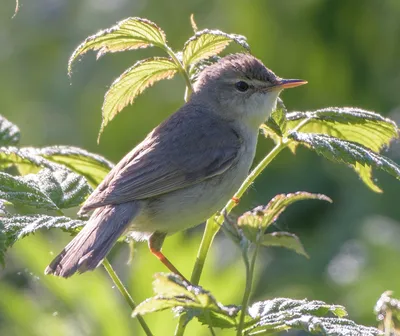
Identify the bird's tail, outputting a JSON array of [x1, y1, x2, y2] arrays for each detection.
[[45, 202, 140, 278]]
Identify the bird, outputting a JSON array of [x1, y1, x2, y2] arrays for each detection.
[[45, 53, 306, 279]]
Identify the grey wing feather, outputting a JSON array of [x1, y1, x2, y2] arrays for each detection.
[[80, 104, 241, 213]]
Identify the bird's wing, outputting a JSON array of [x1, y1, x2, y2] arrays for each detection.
[[80, 105, 242, 213]]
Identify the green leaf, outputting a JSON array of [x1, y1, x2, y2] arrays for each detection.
[[355, 163, 383, 193], [133, 273, 239, 329], [289, 132, 400, 190], [237, 192, 331, 242], [24, 169, 91, 209], [0, 115, 20, 146], [287, 107, 398, 152], [261, 232, 309, 258], [182, 29, 249, 70], [0, 146, 113, 187], [38, 146, 113, 187], [0, 172, 57, 210], [375, 291, 400, 334], [0, 168, 91, 211], [99, 57, 178, 141], [268, 107, 287, 137], [0, 146, 57, 175], [68, 17, 167, 75], [0, 215, 85, 261], [245, 298, 382, 335]]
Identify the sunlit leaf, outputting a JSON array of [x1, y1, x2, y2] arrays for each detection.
[[237, 192, 331, 242], [133, 273, 240, 328], [0, 172, 57, 210], [0, 146, 55, 175], [355, 163, 383, 193], [285, 108, 399, 192], [99, 57, 178, 141], [0, 168, 91, 210], [68, 17, 167, 75], [0, 214, 85, 263], [267, 106, 287, 137], [182, 29, 249, 70], [261, 232, 309, 258], [289, 132, 400, 190], [38, 146, 113, 187], [245, 298, 381, 335], [375, 291, 400, 334], [0, 115, 20, 146], [24, 169, 91, 209], [0, 146, 113, 187], [287, 108, 398, 152]]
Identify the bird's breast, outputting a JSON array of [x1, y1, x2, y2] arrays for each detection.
[[130, 133, 258, 235]]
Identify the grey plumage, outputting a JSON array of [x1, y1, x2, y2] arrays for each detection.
[[45, 202, 140, 277], [45, 53, 306, 278]]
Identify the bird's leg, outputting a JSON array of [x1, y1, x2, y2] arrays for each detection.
[[148, 232, 189, 283]]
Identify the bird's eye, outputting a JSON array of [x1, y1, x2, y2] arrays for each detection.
[[235, 81, 249, 92]]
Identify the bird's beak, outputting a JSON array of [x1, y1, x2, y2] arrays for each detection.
[[273, 78, 308, 90]]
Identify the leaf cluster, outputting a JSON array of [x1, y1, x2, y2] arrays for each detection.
[[67, 17, 250, 141], [264, 106, 400, 193], [133, 273, 382, 335], [0, 115, 112, 265]]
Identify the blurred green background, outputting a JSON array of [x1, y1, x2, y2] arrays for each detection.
[[1, 0, 400, 335]]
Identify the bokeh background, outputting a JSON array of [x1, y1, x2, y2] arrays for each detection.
[[1, 0, 400, 335]]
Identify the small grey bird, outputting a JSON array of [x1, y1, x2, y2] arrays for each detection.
[[45, 53, 306, 279]]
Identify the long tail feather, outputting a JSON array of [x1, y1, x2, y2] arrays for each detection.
[[45, 202, 140, 278]]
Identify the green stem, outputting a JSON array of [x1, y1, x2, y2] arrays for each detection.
[[164, 46, 193, 101], [102, 259, 153, 336], [193, 141, 287, 284], [236, 240, 260, 336], [175, 141, 288, 336], [190, 217, 219, 285], [216, 141, 286, 226]]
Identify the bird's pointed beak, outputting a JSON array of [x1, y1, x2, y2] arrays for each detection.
[[273, 78, 308, 90]]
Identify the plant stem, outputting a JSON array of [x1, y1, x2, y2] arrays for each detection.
[[217, 141, 287, 225], [236, 240, 260, 336], [174, 141, 287, 336], [164, 46, 194, 101], [190, 217, 219, 285], [102, 259, 153, 336]]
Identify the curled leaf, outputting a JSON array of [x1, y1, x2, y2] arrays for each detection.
[[68, 17, 167, 75], [99, 57, 178, 141], [237, 192, 331, 242]]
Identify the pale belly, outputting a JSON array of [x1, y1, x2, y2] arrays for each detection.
[[129, 139, 257, 239]]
